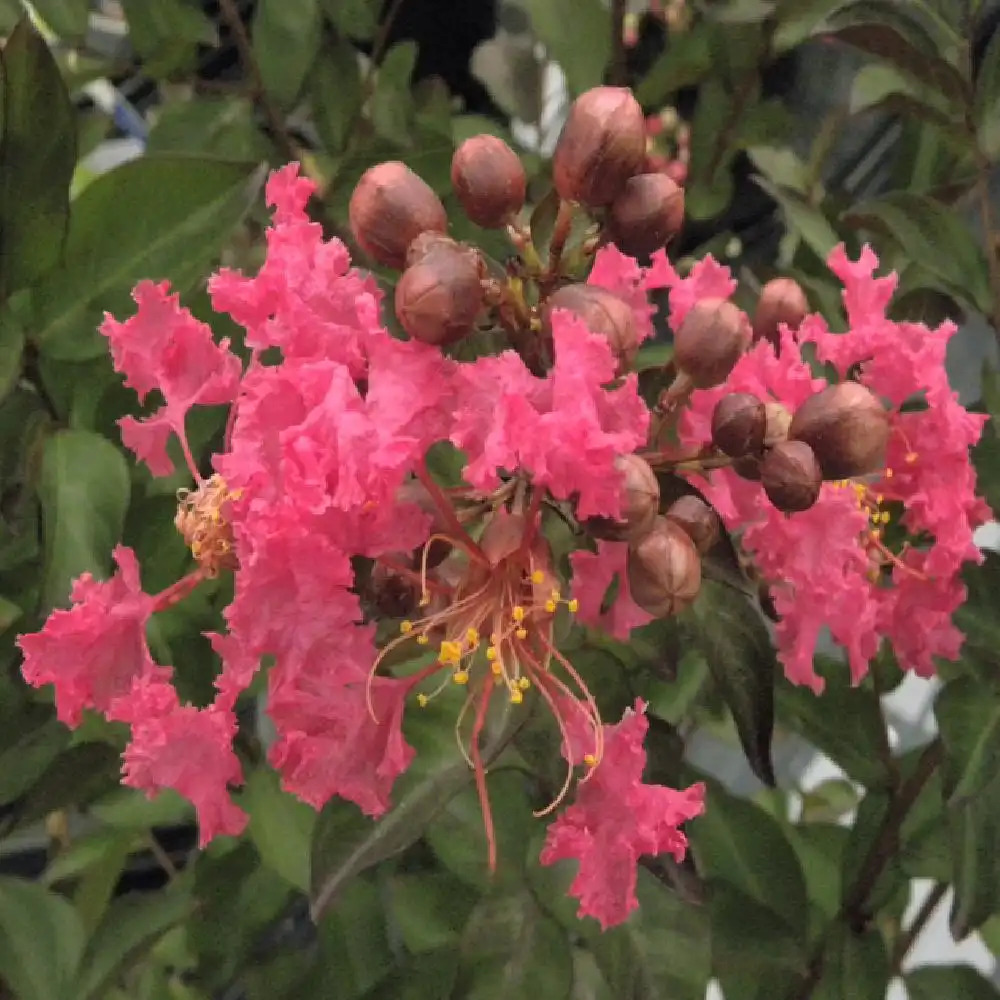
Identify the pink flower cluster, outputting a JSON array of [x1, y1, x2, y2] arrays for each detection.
[[17, 164, 703, 929]]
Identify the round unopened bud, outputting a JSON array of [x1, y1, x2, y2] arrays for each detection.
[[789, 382, 890, 480], [607, 172, 685, 256], [544, 284, 639, 373], [451, 134, 527, 228], [711, 393, 765, 458], [673, 299, 751, 389], [753, 278, 809, 349], [761, 440, 822, 513], [394, 238, 484, 346], [552, 86, 646, 207], [349, 162, 447, 269], [627, 517, 702, 617], [664, 495, 719, 554], [586, 454, 659, 542], [733, 455, 762, 481], [764, 402, 792, 448]]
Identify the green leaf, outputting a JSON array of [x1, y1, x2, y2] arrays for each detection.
[[947, 774, 1000, 937], [841, 791, 904, 913], [371, 41, 418, 143], [146, 97, 274, 161], [311, 38, 362, 152], [516, 0, 611, 96], [681, 579, 776, 786], [690, 785, 808, 932], [0, 306, 24, 402], [907, 966, 1000, 1000], [0, 19, 76, 300], [0, 716, 68, 807], [456, 889, 573, 1000], [936, 676, 1000, 806], [0, 876, 85, 1000], [77, 889, 194, 1000], [811, 924, 889, 1000], [777, 667, 891, 788], [321, 0, 378, 39], [242, 767, 317, 892], [955, 552, 1000, 674], [818, 1, 967, 102], [790, 823, 849, 928], [37, 429, 129, 610], [754, 176, 840, 260], [842, 192, 991, 314], [360, 948, 460, 1000], [32, 157, 261, 360], [252, 0, 322, 109], [686, 79, 737, 221], [26, 0, 88, 38], [636, 23, 716, 104], [976, 29, 1000, 159], [389, 873, 479, 954], [120, 0, 216, 77]]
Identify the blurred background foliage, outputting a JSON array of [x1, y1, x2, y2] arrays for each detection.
[[1, 1, 1000, 998]]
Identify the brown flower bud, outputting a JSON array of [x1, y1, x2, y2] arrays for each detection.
[[552, 86, 646, 207], [711, 392, 766, 458], [673, 298, 751, 389], [627, 516, 702, 617], [788, 382, 890, 480], [394, 238, 484, 346], [606, 172, 685, 256], [733, 455, 762, 481], [664, 494, 719, 554], [544, 284, 639, 373], [586, 454, 659, 542], [451, 134, 527, 228], [349, 162, 447, 270], [752, 278, 810, 349], [763, 402, 792, 448], [761, 440, 822, 513]]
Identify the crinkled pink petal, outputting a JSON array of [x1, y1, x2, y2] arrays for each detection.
[[569, 541, 654, 640], [540, 700, 705, 929], [267, 633, 415, 815], [17, 546, 168, 726], [110, 678, 247, 846]]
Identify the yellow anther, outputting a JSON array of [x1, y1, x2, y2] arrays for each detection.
[[885, 468, 894, 478], [510, 688, 524, 705], [550, 588, 561, 601], [417, 634, 429, 645], [530, 570, 545, 584], [583, 753, 597, 767], [491, 661, 503, 676], [518, 676, 531, 690], [515, 627, 527, 640], [880, 511, 891, 524], [867, 568, 880, 582], [465, 627, 480, 646], [417, 693, 429, 707], [512, 606, 526, 623], [439, 640, 463, 665], [486, 645, 498, 661], [400, 620, 414, 634], [875, 494, 884, 504], [544, 599, 557, 614], [567, 598, 579, 613], [453, 670, 470, 685], [905, 452, 918, 464]]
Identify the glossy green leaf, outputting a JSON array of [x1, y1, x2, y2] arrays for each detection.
[[26, 0, 88, 38], [371, 41, 418, 143], [311, 37, 363, 152], [947, 774, 1000, 937], [120, 0, 216, 77], [32, 157, 260, 360], [777, 668, 890, 788], [841, 791, 905, 914], [321, 0, 378, 40], [37, 429, 130, 610], [936, 676, 1000, 806], [790, 823, 850, 928], [0, 876, 85, 1000], [0, 307, 24, 402], [976, 29, 1000, 159], [0, 716, 68, 807], [252, 0, 322, 108], [690, 785, 808, 932], [389, 873, 479, 954], [0, 19, 76, 300], [907, 965, 1000, 1000], [146, 97, 274, 161], [754, 176, 840, 260], [516, 0, 610, 96], [456, 889, 573, 1000], [686, 79, 737, 221], [843, 192, 991, 314], [636, 22, 715, 104], [682, 579, 776, 786], [811, 924, 889, 1000], [76, 888, 194, 1000], [242, 767, 317, 892], [361, 948, 460, 1000]]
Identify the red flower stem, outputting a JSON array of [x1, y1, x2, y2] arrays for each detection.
[[469, 681, 498, 873], [152, 570, 204, 612], [416, 460, 480, 555]]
